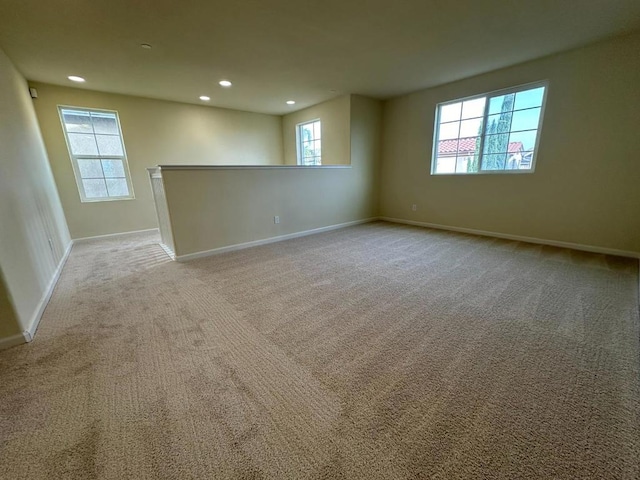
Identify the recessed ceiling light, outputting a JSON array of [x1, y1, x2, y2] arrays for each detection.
[[286, 100, 296, 105], [199, 95, 210, 101], [68, 75, 85, 83], [141, 43, 152, 49], [219, 80, 232, 87]]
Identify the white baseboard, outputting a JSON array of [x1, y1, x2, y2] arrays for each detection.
[[73, 228, 159, 243], [22, 240, 74, 343], [4, 228, 159, 348], [0, 333, 28, 351], [176, 218, 378, 262], [380, 217, 640, 259]]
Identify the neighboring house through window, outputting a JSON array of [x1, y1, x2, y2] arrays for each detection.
[[432, 82, 547, 174], [58, 107, 134, 201], [296, 119, 321, 166]]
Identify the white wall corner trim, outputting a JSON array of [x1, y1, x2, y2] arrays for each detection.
[[176, 218, 378, 262], [380, 217, 640, 259], [159, 243, 176, 260], [22, 240, 73, 343], [73, 228, 159, 243]]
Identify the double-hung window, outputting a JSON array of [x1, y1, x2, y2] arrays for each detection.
[[59, 107, 134, 201], [431, 82, 547, 174], [296, 119, 322, 166]]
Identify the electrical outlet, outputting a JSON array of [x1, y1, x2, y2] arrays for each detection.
[[274, 216, 280, 224], [412, 204, 417, 211]]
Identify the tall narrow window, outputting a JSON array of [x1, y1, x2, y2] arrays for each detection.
[[431, 82, 547, 174], [296, 119, 321, 166], [59, 107, 134, 201]]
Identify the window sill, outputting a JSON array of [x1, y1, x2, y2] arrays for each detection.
[[80, 196, 136, 203]]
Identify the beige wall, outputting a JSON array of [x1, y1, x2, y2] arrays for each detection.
[[162, 95, 382, 257], [282, 95, 351, 165], [0, 48, 71, 338], [30, 82, 284, 239], [350, 95, 383, 215], [380, 32, 640, 254], [0, 270, 21, 339]]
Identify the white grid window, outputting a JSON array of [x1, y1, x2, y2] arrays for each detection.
[[296, 119, 321, 166], [59, 107, 134, 202], [432, 82, 547, 175]]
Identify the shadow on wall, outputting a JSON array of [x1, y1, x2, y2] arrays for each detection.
[[0, 270, 21, 338]]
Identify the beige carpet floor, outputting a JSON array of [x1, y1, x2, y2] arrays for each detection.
[[0, 221, 639, 479]]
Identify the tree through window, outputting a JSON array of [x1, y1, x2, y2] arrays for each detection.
[[432, 82, 547, 174]]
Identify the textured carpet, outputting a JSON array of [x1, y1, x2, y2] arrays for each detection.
[[0, 221, 639, 479]]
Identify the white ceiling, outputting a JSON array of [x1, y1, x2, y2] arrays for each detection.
[[0, 0, 639, 115]]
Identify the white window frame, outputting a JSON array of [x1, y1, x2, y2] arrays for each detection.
[[58, 106, 135, 202], [296, 119, 322, 166], [431, 80, 548, 175]]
